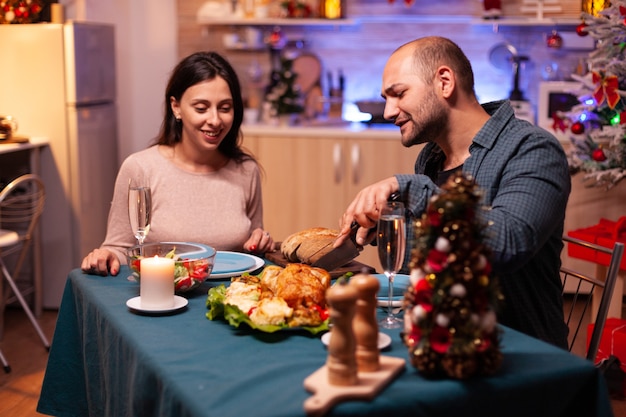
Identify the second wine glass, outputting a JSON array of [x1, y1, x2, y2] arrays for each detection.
[[377, 200, 406, 329], [128, 177, 152, 255]]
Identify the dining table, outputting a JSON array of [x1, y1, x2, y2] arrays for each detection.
[[37, 263, 614, 417]]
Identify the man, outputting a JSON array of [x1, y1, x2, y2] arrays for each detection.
[[336, 36, 571, 348]]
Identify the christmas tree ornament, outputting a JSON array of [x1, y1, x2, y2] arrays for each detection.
[[546, 30, 563, 49], [576, 22, 589, 37], [402, 173, 503, 379], [592, 147, 608, 162], [482, 0, 502, 19], [571, 121, 585, 135]]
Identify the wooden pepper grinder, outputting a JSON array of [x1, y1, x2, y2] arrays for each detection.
[[350, 271, 380, 372], [325, 283, 358, 386]]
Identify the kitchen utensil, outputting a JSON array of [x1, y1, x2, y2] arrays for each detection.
[[312, 222, 361, 272], [488, 42, 530, 101], [293, 52, 323, 118], [355, 100, 388, 123]]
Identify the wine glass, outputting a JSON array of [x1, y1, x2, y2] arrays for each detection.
[[377, 200, 406, 329], [128, 177, 152, 255]]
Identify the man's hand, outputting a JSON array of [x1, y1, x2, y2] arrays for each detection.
[[334, 177, 400, 248]]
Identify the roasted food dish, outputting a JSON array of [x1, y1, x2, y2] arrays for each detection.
[[206, 264, 331, 333], [280, 227, 339, 265]]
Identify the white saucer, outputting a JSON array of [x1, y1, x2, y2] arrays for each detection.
[[321, 331, 392, 350], [126, 295, 188, 314]]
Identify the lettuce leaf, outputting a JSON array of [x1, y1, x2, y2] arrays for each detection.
[[205, 284, 329, 335]]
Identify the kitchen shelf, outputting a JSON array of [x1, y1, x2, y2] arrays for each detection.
[[470, 17, 581, 26], [197, 16, 356, 27]]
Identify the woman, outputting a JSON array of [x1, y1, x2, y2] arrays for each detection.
[[82, 51, 274, 276]]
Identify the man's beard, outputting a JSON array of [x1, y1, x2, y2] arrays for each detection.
[[401, 89, 449, 148]]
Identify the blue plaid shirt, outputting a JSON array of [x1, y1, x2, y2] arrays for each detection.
[[395, 100, 571, 348]]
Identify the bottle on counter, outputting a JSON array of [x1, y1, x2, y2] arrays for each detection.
[[254, 0, 270, 18]]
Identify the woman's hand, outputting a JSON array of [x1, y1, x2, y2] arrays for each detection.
[[81, 248, 121, 276], [244, 228, 275, 254]]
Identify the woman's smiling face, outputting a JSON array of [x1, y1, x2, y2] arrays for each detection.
[[170, 76, 234, 151]]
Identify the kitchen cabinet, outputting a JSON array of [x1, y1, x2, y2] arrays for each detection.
[[243, 127, 421, 270]]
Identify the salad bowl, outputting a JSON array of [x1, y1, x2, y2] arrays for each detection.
[[126, 242, 216, 293]]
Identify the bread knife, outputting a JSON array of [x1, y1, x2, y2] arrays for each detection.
[[311, 193, 401, 271], [311, 222, 361, 271]]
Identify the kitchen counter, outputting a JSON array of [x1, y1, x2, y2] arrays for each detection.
[[242, 122, 400, 140]]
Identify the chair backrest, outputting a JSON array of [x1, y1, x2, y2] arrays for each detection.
[[561, 235, 624, 361], [0, 174, 46, 277]]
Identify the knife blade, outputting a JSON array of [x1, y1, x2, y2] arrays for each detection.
[[312, 222, 361, 271], [311, 193, 401, 271]]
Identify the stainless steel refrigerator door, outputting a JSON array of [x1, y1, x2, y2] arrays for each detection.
[[66, 103, 119, 268], [64, 22, 116, 105]]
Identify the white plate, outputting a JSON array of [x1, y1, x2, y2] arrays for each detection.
[[209, 252, 264, 279], [213, 251, 257, 274], [126, 295, 188, 314], [321, 331, 392, 350]]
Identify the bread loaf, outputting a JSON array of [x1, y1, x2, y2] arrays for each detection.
[[280, 227, 339, 265]]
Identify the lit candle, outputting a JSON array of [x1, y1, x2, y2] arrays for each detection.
[[140, 256, 175, 309]]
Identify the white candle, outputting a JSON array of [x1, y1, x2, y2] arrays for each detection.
[[140, 256, 175, 309]]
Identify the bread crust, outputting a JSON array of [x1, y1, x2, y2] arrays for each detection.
[[280, 227, 339, 264]]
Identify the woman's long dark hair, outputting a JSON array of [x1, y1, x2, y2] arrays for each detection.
[[153, 51, 252, 162]]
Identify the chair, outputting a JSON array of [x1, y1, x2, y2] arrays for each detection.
[[561, 235, 624, 362], [0, 174, 50, 373]]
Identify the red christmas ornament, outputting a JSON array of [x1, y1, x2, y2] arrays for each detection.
[[546, 31, 563, 49], [576, 23, 588, 37], [571, 121, 585, 135], [592, 148, 607, 162]]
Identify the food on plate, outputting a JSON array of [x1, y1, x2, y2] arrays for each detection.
[[128, 247, 211, 293], [206, 264, 331, 333], [280, 227, 339, 264]]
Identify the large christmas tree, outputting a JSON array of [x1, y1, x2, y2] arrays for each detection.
[[556, 1, 626, 189]]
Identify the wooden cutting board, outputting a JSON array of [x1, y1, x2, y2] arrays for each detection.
[[303, 356, 406, 417], [264, 248, 376, 279]]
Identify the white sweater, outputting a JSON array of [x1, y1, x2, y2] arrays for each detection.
[[98, 145, 264, 264]]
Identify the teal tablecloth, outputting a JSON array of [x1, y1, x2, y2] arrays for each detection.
[[37, 266, 614, 417]]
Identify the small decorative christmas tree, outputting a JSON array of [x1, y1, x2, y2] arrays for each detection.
[[402, 173, 503, 379], [554, 1, 626, 189], [264, 54, 304, 118]]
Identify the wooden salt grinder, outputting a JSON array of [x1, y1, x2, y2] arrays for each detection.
[[350, 272, 380, 372], [325, 283, 358, 386]]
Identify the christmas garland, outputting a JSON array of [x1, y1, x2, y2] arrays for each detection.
[[0, 0, 43, 24], [402, 173, 503, 379]]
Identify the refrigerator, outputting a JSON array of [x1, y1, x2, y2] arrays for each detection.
[[0, 22, 119, 308]]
